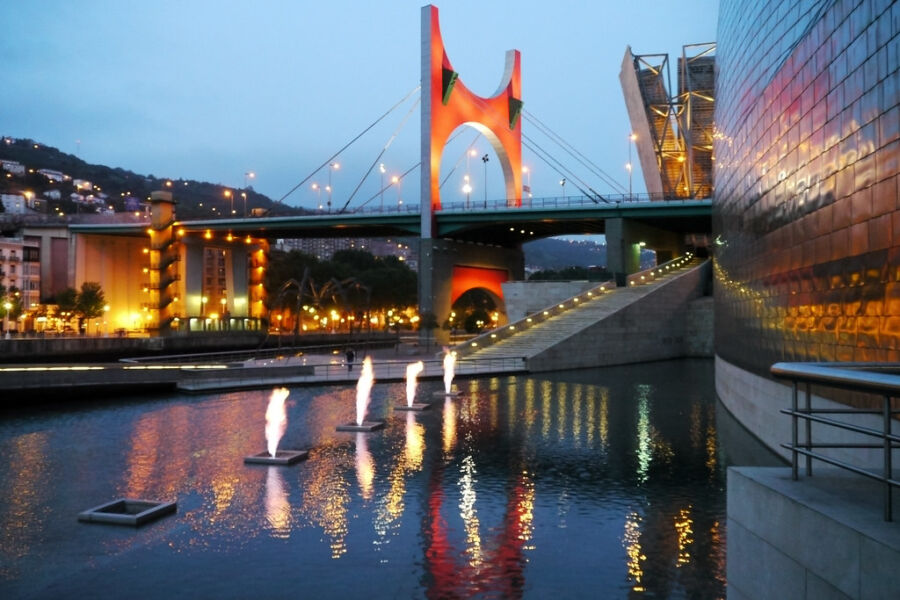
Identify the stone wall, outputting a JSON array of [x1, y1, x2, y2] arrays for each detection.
[[527, 261, 712, 371], [501, 280, 600, 322], [728, 467, 900, 600]]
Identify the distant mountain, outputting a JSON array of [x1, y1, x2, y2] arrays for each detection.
[[0, 137, 305, 219]]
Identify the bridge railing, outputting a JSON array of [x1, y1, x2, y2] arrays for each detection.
[[771, 362, 900, 521], [452, 252, 700, 358], [342, 193, 708, 215]]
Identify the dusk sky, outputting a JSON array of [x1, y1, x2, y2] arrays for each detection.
[[1, 1, 718, 211]]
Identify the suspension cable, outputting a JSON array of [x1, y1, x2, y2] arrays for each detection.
[[338, 97, 420, 213], [354, 127, 472, 210], [276, 85, 421, 204], [439, 132, 481, 190], [524, 110, 628, 194], [457, 96, 614, 202]]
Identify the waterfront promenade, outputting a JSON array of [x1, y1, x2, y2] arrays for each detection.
[[0, 341, 526, 400]]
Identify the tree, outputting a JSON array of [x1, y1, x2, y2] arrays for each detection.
[[55, 287, 78, 328], [75, 282, 106, 333]]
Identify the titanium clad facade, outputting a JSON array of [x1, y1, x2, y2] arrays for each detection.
[[714, 0, 900, 375]]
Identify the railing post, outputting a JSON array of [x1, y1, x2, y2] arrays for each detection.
[[805, 381, 812, 477], [791, 380, 799, 481], [884, 394, 893, 522]]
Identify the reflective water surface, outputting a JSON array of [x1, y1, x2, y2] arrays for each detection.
[[0, 359, 776, 598]]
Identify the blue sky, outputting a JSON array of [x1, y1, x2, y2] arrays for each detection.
[[1, 1, 718, 211]]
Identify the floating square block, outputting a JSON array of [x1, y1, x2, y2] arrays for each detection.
[[336, 421, 385, 432], [244, 449, 309, 465], [396, 403, 431, 411], [78, 498, 176, 527], [433, 390, 462, 398]]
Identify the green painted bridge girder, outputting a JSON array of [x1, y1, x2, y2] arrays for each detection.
[[70, 199, 711, 247]]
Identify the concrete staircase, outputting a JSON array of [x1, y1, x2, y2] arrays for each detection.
[[453, 255, 710, 371]]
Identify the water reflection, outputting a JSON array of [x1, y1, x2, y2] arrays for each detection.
[[264, 466, 291, 538], [0, 359, 773, 599], [354, 432, 374, 501]]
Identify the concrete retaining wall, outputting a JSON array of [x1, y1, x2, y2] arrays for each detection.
[[715, 355, 893, 468], [728, 467, 900, 600], [501, 280, 600, 322], [527, 261, 712, 371]]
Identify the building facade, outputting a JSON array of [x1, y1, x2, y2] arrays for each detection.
[[713, 0, 899, 449]]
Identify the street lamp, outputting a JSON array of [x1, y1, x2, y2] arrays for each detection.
[[628, 133, 636, 198], [522, 165, 532, 200], [243, 171, 255, 217], [224, 189, 234, 215], [391, 175, 401, 208], [3, 301, 10, 339], [560, 178, 567, 199], [379, 163, 386, 211], [312, 182, 322, 210], [328, 162, 340, 213], [462, 175, 472, 208], [481, 154, 489, 207]]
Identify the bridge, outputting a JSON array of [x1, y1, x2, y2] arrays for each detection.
[[63, 4, 712, 341]]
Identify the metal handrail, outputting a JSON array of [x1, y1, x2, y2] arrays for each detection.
[[771, 361, 900, 521], [625, 253, 697, 286]]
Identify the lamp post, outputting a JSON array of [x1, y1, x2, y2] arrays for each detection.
[[201, 295, 208, 331], [312, 182, 322, 210], [3, 301, 10, 339], [462, 175, 472, 208], [560, 178, 567, 199], [224, 189, 234, 215], [522, 165, 532, 202], [243, 171, 255, 216], [481, 154, 489, 207], [391, 175, 401, 209], [379, 163, 386, 211], [628, 133, 636, 198], [328, 162, 339, 213]]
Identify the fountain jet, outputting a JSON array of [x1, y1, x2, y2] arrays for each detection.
[[356, 356, 375, 425], [266, 387, 290, 457], [396, 360, 429, 411], [435, 350, 461, 397], [338, 356, 385, 431], [245, 387, 309, 465]]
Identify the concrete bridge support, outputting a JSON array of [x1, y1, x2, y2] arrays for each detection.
[[420, 239, 524, 346], [606, 217, 683, 285]]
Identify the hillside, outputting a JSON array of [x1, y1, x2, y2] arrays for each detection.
[[0, 137, 305, 219], [522, 237, 607, 269]]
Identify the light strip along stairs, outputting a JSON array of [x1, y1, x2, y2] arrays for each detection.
[[453, 254, 702, 363]]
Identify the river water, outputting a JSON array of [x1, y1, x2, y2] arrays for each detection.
[[0, 358, 779, 599]]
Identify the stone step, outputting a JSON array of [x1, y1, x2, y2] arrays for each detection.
[[460, 262, 699, 360]]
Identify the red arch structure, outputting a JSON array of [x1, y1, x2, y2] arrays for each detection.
[[450, 265, 508, 306], [419, 4, 523, 238]]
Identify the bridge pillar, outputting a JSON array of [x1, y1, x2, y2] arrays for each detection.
[[606, 218, 683, 285], [419, 4, 523, 346], [425, 240, 524, 347]]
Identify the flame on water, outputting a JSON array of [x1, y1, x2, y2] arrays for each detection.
[[355, 356, 375, 426], [443, 351, 456, 394], [406, 361, 424, 407], [265, 387, 290, 457]]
